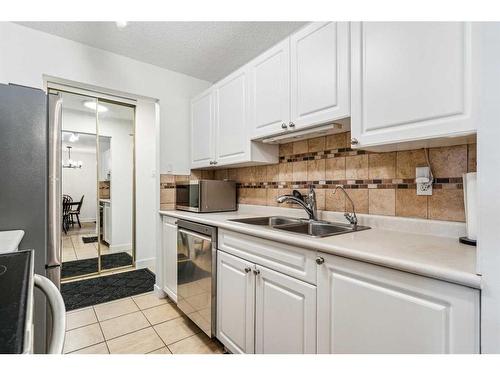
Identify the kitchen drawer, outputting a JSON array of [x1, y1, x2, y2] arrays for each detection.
[[218, 229, 316, 284], [162, 215, 178, 226]]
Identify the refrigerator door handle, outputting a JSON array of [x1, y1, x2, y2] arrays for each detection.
[[34, 274, 66, 354], [47, 92, 63, 271]]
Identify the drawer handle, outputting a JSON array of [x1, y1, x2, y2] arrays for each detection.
[[244, 267, 251, 273], [350, 138, 359, 146], [316, 256, 325, 265], [253, 269, 260, 275], [288, 122, 295, 128]]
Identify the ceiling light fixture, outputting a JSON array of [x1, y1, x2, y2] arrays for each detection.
[[68, 133, 79, 143], [115, 21, 128, 29], [63, 146, 82, 169], [83, 100, 108, 113]]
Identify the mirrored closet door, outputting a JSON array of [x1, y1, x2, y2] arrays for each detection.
[[58, 90, 135, 280]]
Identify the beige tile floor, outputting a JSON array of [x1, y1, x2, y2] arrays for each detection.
[[64, 291, 224, 354], [62, 223, 132, 263]]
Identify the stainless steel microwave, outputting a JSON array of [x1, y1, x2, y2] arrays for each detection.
[[175, 180, 237, 213]]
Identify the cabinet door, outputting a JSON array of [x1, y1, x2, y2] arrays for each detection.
[[317, 253, 480, 354], [290, 22, 350, 129], [191, 88, 215, 168], [350, 22, 478, 148], [248, 39, 290, 139], [255, 265, 317, 354], [216, 250, 255, 354], [162, 220, 177, 301], [214, 68, 249, 166]]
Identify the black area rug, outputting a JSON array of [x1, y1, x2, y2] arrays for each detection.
[[62, 252, 133, 279], [82, 236, 98, 243], [61, 268, 155, 311]]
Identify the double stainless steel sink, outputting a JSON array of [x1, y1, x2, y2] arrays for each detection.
[[229, 216, 370, 238]]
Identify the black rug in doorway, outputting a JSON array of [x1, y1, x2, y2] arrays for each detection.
[[62, 252, 133, 279], [82, 236, 98, 244], [61, 268, 155, 311]]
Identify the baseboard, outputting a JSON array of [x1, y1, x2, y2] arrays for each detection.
[[79, 218, 96, 223], [154, 284, 167, 299], [109, 243, 132, 252], [136, 256, 155, 271]]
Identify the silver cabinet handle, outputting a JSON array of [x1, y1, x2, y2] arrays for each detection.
[[244, 267, 251, 273], [253, 269, 260, 275], [289, 122, 295, 128], [350, 138, 359, 146], [213, 161, 218, 165], [34, 274, 66, 354], [281, 123, 288, 129], [209, 161, 214, 165], [316, 256, 325, 265]]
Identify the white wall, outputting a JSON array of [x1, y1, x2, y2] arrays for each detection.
[[0, 22, 211, 174], [136, 100, 159, 270], [478, 22, 500, 353], [62, 150, 98, 222]]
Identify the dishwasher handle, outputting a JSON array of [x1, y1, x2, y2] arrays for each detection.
[[34, 274, 66, 354], [178, 228, 212, 243]]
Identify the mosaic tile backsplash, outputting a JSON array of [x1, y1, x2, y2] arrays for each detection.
[[160, 132, 476, 222]]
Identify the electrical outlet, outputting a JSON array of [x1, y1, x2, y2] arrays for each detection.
[[416, 181, 433, 196], [416, 166, 433, 196]]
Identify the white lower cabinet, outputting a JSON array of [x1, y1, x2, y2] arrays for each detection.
[[162, 216, 178, 302], [216, 249, 317, 354], [317, 253, 480, 354], [255, 265, 317, 354], [216, 250, 255, 354], [216, 231, 479, 354]]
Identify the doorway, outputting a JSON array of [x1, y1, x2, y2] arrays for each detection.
[[53, 89, 136, 280]]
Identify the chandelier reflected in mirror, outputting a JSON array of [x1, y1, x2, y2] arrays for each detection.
[[63, 145, 82, 169]]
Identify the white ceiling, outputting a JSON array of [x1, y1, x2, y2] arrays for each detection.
[[16, 21, 308, 82]]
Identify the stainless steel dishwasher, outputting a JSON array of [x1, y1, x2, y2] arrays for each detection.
[[177, 220, 217, 337]]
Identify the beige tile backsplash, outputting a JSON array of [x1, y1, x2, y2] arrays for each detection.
[[160, 132, 476, 222]]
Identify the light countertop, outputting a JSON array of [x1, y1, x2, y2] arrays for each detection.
[[159, 208, 480, 289], [0, 230, 25, 254]]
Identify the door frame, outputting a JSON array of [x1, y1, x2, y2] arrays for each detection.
[[48, 83, 138, 280]]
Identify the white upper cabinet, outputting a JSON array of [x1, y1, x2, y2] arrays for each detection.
[[190, 68, 277, 170], [248, 22, 350, 140], [190, 88, 215, 169], [317, 253, 480, 354], [290, 22, 350, 130], [214, 68, 249, 165], [248, 39, 291, 139], [350, 22, 478, 150]]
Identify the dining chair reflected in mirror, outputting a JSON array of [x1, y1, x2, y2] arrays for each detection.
[[62, 195, 72, 234], [68, 195, 84, 229]]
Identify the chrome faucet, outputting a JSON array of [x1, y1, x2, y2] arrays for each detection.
[[333, 185, 358, 226], [277, 186, 318, 221]]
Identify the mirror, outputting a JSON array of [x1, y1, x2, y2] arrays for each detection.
[[97, 100, 135, 272], [59, 91, 135, 280], [60, 93, 99, 279]]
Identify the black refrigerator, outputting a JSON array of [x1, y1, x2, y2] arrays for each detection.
[[0, 83, 62, 353]]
